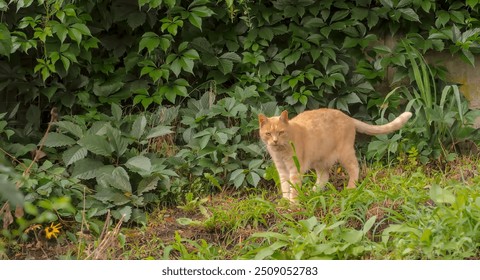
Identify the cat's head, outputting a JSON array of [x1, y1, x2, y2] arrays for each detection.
[[258, 110, 291, 149]]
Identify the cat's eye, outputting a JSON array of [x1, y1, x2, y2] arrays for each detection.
[[265, 132, 271, 136], [278, 131, 284, 135]]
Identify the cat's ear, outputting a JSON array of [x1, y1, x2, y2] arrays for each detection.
[[279, 110, 289, 123], [258, 114, 268, 127]]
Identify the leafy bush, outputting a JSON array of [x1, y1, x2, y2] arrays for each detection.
[[41, 104, 179, 225]]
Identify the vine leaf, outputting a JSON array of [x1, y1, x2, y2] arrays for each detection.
[[62, 145, 88, 166], [43, 132, 76, 147]]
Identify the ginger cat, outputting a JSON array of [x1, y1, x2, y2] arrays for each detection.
[[258, 108, 412, 202]]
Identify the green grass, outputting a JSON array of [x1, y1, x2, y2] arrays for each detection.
[[155, 157, 480, 260]]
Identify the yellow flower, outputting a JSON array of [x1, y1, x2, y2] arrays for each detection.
[[44, 222, 62, 239]]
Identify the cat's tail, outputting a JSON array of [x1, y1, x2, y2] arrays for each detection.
[[353, 112, 413, 135]]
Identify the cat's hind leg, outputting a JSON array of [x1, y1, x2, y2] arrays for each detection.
[[313, 167, 329, 191], [339, 150, 359, 189]]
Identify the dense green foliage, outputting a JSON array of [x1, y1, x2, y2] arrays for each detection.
[[0, 0, 480, 257]]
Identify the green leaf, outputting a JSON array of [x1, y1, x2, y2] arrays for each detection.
[[341, 229, 363, 244], [93, 80, 124, 97], [173, 84, 187, 97], [55, 121, 83, 138], [461, 49, 475, 67], [201, 53, 219, 66], [72, 158, 104, 179], [363, 215, 377, 233], [270, 61, 285, 75], [373, 45, 391, 54], [180, 57, 195, 74], [78, 134, 113, 157], [146, 125, 173, 139], [191, 6, 215, 17], [170, 58, 182, 77], [220, 52, 241, 62], [137, 176, 160, 195], [213, 132, 228, 144], [399, 8, 419, 22], [284, 51, 301, 66], [127, 12, 146, 30], [379, 0, 393, 8], [139, 32, 159, 53], [230, 169, 246, 188], [165, 89, 176, 103], [82, 37, 99, 51], [111, 167, 132, 193], [345, 92, 362, 104], [107, 127, 128, 157], [176, 217, 202, 226], [197, 135, 210, 149], [72, 23, 91, 35], [188, 13, 202, 30], [246, 172, 261, 186], [16, 0, 34, 11], [113, 205, 132, 222], [258, 28, 274, 40], [342, 37, 358, 48], [450, 11, 464, 24], [158, 36, 171, 52], [219, 59, 233, 74], [192, 37, 214, 54], [303, 17, 324, 29], [43, 132, 76, 147], [51, 22, 68, 43], [111, 103, 122, 121], [68, 27, 82, 44], [164, 0, 176, 8], [435, 11, 450, 28], [60, 55, 70, 71], [429, 184, 455, 204], [0, 23, 12, 57], [467, 0, 479, 8], [126, 155, 152, 173], [299, 216, 318, 231], [330, 10, 350, 23], [131, 115, 147, 139], [94, 187, 129, 206], [255, 241, 288, 260], [183, 49, 199, 60], [62, 145, 88, 166], [0, 178, 24, 206]]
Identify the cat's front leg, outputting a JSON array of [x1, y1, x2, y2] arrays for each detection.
[[285, 161, 301, 202], [288, 174, 300, 202], [271, 152, 299, 202], [271, 158, 292, 201], [280, 180, 292, 200], [277, 164, 298, 202]]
